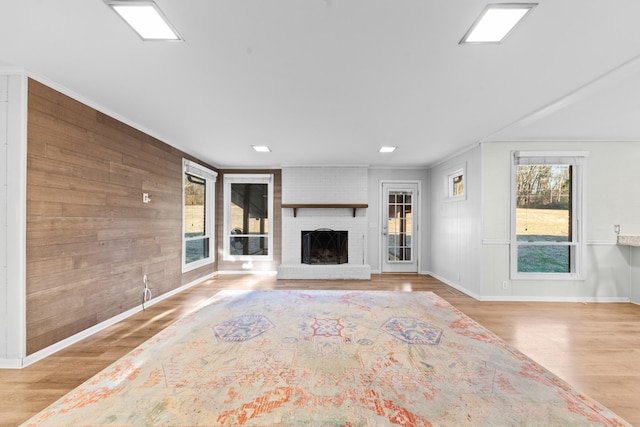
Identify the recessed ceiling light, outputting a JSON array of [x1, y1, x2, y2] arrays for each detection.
[[252, 145, 272, 153], [460, 3, 537, 44], [105, 0, 183, 41], [379, 146, 397, 153]]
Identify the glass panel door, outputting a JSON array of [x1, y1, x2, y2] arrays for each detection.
[[382, 182, 419, 273], [387, 192, 412, 262]]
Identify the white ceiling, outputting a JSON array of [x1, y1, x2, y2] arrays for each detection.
[[2, 0, 640, 169]]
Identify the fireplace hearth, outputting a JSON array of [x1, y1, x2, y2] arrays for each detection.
[[301, 229, 348, 265]]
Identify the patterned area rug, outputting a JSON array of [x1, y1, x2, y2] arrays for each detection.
[[23, 290, 630, 426]]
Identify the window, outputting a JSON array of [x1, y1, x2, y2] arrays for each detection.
[[445, 166, 466, 201], [387, 191, 413, 262], [182, 159, 217, 271], [223, 174, 273, 260], [510, 151, 588, 279]]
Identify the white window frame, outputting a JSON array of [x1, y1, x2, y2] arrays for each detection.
[[510, 151, 588, 280], [182, 159, 217, 272], [445, 164, 466, 201], [223, 174, 274, 261]]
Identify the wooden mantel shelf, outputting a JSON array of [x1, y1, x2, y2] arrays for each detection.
[[282, 203, 368, 218]]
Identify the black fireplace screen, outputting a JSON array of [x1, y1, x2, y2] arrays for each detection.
[[301, 229, 348, 265]]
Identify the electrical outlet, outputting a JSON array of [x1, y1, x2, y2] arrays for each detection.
[[502, 280, 509, 290]]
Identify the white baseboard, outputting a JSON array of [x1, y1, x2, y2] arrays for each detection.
[[426, 272, 482, 301], [424, 272, 631, 303], [3, 272, 217, 369], [0, 358, 24, 369], [479, 295, 631, 303], [217, 270, 278, 275]]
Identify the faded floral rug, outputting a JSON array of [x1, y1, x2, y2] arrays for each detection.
[[23, 290, 630, 426]]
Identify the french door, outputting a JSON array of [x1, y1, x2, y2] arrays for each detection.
[[381, 181, 419, 273]]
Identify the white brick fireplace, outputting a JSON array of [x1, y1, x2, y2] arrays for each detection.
[[277, 167, 371, 279]]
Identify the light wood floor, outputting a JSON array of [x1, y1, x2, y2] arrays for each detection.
[[2, 274, 639, 426]]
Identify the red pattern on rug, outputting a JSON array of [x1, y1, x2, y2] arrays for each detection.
[[22, 290, 631, 426]]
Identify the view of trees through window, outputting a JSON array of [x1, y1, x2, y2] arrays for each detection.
[[184, 173, 209, 264], [516, 164, 572, 273], [452, 174, 464, 197]]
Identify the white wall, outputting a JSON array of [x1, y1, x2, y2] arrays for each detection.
[[481, 141, 640, 301], [428, 146, 482, 298], [367, 168, 430, 274], [0, 72, 27, 366], [0, 75, 6, 361]]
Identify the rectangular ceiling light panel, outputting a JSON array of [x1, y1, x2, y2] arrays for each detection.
[[252, 145, 272, 153], [105, 0, 183, 41], [461, 3, 537, 44], [379, 146, 397, 153]]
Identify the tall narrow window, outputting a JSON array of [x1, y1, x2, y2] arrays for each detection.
[[183, 159, 217, 271], [511, 151, 587, 279], [224, 174, 273, 260], [184, 173, 207, 262]]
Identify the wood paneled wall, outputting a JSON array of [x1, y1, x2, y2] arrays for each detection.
[[26, 79, 216, 355]]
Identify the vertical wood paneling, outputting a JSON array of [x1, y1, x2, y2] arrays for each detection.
[[429, 147, 482, 296], [25, 79, 217, 355], [0, 75, 8, 359]]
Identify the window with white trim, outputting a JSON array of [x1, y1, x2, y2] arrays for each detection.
[[510, 151, 588, 279], [445, 165, 466, 201], [223, 174, 274, 260], [182, 159, 217, 272]]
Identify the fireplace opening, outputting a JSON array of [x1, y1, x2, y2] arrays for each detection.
[[301, 229, 348, 265]]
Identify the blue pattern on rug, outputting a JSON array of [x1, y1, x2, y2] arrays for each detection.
[[212, 314, 274, 342], [380, 316, 443, 345]]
